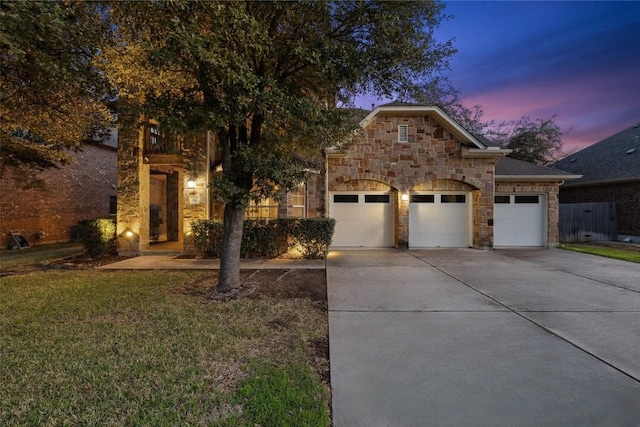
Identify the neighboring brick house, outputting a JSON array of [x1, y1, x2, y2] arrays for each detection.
[[1, 137, 118, 245], [116, 104, 578, 255], [553, 122, 640, 241]]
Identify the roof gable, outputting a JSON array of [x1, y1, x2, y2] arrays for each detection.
[[360, 104, 486, 149], [553, 122, 640, 185]]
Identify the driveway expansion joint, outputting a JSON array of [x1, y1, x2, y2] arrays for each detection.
[[407, 250, 640, 385]]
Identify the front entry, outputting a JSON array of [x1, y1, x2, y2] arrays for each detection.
[[149, 170, 180, 243]]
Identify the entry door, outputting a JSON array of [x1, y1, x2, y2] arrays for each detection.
[[329, 192, 393, 247], [409, 192, 471, 248], [166, 172, 179, 241]]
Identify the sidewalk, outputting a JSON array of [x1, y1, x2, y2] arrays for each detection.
[[98, 255, 325, 270]]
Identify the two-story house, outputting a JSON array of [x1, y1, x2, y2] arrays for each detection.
[[116, 104, 579, 255]]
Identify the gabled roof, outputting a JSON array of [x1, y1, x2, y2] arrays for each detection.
[[496, 157, 581, 181], [361, 103, 488, 149], [552, 122, 640, 186]]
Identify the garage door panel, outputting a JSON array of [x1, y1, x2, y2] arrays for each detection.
[[494, 194, 544, 246], [409, 192, 470, 248], [330, 192, 393, 247]]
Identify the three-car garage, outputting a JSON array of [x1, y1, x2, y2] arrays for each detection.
[[329, 190, 547, 248]]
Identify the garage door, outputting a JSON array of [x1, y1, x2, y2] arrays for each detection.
[[409, 192, 471, 248], [494, 194, 545, 246], [329, 192, 393, 247]]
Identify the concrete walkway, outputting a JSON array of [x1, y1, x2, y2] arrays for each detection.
[[98, 255, 325, 270], [327, 248, 640, 426]]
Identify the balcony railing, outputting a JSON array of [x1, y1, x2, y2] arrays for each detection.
[[144, 125, 184, 155]]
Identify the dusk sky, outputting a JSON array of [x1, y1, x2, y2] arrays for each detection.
[[357, 1, 640, 152]]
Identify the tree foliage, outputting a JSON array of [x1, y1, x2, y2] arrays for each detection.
[[0, 1, 115, 186], [412, 76, 568, 165], [107, 0, 455, 292], [486, 115, 564, 165]]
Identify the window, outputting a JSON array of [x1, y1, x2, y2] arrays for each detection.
[[149, 125, 161, 147], [333, 194, 358, 203], [494, 195, 511, 204], [246, 197, 279, 219], [109, 196, 117, 215], [398, 125, 409, 142], [365, 194, 389, 203], [410, 194, 435, 203], [441, 194, 466, 203], [515, 195, 539, 204], [291, 183, 306, 218]]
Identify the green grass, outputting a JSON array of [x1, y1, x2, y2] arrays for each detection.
[[0, 242, 84, 271], [559, 243, 640, 263], [0, 270, 329, 426]]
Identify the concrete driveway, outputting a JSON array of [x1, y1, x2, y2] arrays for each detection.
[[327, 248, 640, 426]]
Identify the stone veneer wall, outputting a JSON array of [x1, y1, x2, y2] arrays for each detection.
[[495, 180, 562, 246], [182, 134, 209, 252], [0, 144, 116, 244], [116, 122, 146, 254], [117, 120, 209, 255], [326, 113, 500, 248]]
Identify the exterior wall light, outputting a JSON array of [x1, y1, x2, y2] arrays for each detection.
[[187, 177, 196, 188], [121, 228, 136, 239], [401, 193, 410, 202]]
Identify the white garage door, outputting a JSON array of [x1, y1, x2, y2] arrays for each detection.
[[329, 192, 393, 247], [409, 192, 471, 248], [494, 194, 545, 246]]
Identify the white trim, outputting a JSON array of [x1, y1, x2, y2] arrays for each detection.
[[496, 175, 581, 182], [359, 105, 486, 149], [398, 125, 409, 143]]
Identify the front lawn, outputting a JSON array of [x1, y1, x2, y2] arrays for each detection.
[[559, 243, 640, 263], [0, 242, 84, 272], [0, 269, 329, 426]]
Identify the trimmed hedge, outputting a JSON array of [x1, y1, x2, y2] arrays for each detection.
[[191, 218, 335, 259], [77, 218, 117, 257]]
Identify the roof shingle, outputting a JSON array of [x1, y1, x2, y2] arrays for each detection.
[[552, 122, 640, 185]]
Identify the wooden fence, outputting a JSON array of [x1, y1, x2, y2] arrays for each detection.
[[559, 202, 617, 242]]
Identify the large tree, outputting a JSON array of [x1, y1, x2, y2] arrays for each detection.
[[0, 1, 114, 187], [413, 78, 568, 164], [486, 115, 564, 165], [107, 0, 455, 292]]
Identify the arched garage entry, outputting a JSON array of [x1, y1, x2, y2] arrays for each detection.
[[329, 180, 395, 247], [409, 180, 477, 248]]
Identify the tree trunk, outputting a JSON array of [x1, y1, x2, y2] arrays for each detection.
[[217, 200, 246, 293]]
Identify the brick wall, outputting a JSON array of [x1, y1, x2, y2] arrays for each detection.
[[560, 181, 640, 237], [1, 144, 117, 245]]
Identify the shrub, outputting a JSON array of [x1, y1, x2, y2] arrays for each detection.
[[241, 218, 290, 259], [191, 217, 335, 259], [77, 218, 116, 257], [191, 219, 224, 257], [291, 218, 335, 259]]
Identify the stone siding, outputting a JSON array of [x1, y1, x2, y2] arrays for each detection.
[[495, 180, 562, 246], [116, 119, 209, 255], [327, 113, 500, 248]]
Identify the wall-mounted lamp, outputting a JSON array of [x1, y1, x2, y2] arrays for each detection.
[[187, 176, 197, 189], [121, 228, 135, 239], [401, 193, 410, 202]]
